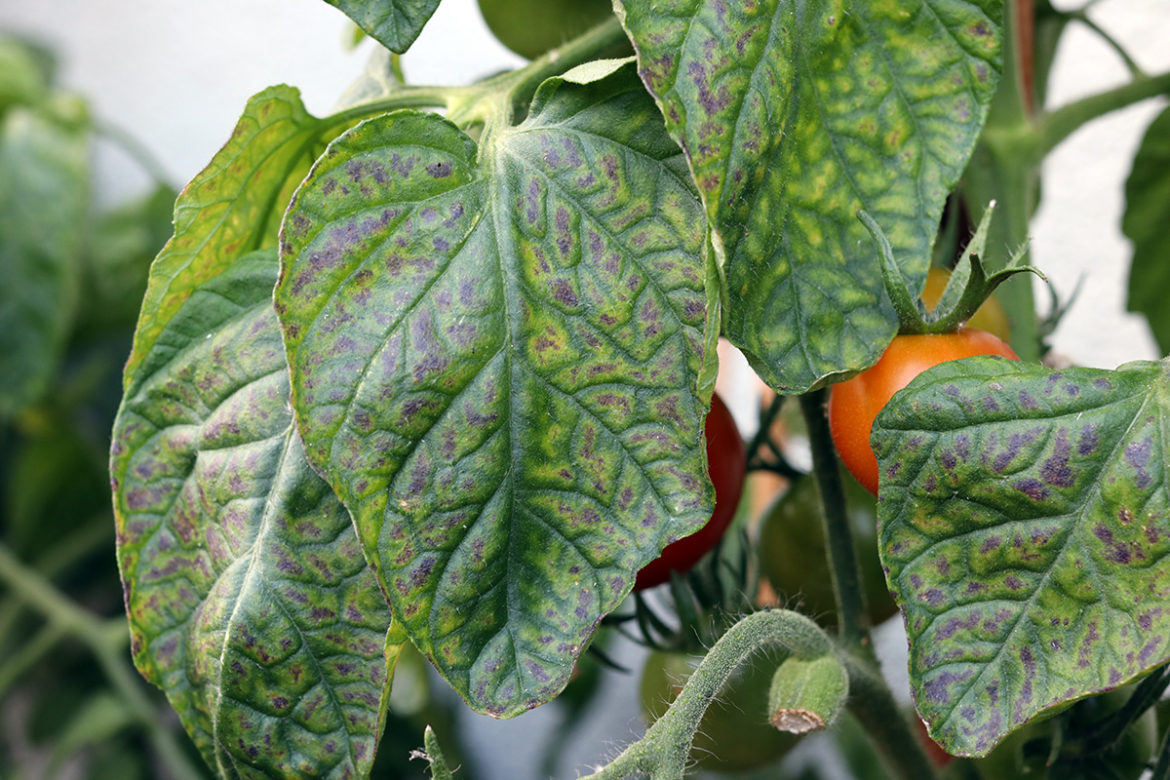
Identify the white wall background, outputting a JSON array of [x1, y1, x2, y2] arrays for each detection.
[[2, 2, 1167, 778]]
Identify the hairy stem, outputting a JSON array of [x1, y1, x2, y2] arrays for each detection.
[[580, 609, 831, 780]]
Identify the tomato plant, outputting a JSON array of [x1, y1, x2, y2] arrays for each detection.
[[640, 648, 798, 772], [634, 393, 745, 590], [6, 2, 1170, 778], [827, 328, 1019, 495], [921, 267, 1011, 342]]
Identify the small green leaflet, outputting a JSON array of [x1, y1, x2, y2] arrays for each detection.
[[123, 85, 323, 398], [0, 107, 88, 419], [617, 0, 1003, 392], [111, 250, 397, 778], [1123, 104, 1170, 355], [276, 64, 718, 717], [874, 356, 1170, 756], [321, 0, 441, 53]]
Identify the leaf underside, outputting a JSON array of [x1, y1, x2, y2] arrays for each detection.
[[122, 85, 322, 398], [617, 0, 1003, 392], [322, 0, 441, 54], [875, 356, 1170, 756], [276, 65, 717, 717], [112, 250, 396, 778]]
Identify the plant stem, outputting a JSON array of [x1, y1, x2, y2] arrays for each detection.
[[325, 16, 630, 136], [580, 609, 833, 780], [323, 84, 473, 127], [1037, 69, 1170, 156], [0, 543, 204, 780], [965, 0, 1040, 360], [1070, 10, 1147, 78], [842, 653, 941, 780], [798, 390, 871, 656], [0, 515, 110, 643]]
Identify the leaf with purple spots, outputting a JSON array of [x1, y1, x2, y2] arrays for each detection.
[[322, 0, 441, 54], [123, 85, 325, 398], [873, 356, 1170, 756], [276, 63, 718, 717], [111, 249, 399, 778], [616, 0, 1003, 392]]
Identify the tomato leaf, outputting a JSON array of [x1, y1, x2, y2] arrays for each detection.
[[111, 249, 399, 777], [616, 0, 1003, 392], [0, 107, 89, 419], [276, 64, 717, 717], [321, 0, 441, 54], [123, 85, 323, 398], [874, 356, 1170, 756], [1123, 104, 1170, 355]]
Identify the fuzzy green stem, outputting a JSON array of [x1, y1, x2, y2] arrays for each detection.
[[798, 391, 872, 655], [0, 543, 203, 780], [580, 610, 832, 780]]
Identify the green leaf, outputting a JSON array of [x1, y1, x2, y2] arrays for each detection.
[[111, 249, 398, 778], [617, 0, 1003, 391], [122, 85, 323, 397], [1123, 104, 1170, 355], [0, 107, 89, 419], [321, 0, 441, 54], [874, 356, 1170, 757], [276, 65, 716, 717]]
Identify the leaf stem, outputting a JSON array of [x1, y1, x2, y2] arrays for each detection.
[[0, 623, 66, 699], [798, 390, 871, 655], [1070, 10, 1147, 78], [1037, 69, 1170, 156], [0, 543, 204, 780], [579, 609, 833, 780], [0, 514, 110, 644], [322, 16, 630, 137]]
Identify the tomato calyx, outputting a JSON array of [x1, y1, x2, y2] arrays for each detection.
[[858, 201, 1044, 337]]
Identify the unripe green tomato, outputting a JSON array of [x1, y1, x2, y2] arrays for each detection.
[[477, 0, 616, 59], [758, 475, 897, 629], [640, 648, 799, 772]]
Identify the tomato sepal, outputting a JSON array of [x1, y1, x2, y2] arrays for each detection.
[[858, 202, 1045, 336]]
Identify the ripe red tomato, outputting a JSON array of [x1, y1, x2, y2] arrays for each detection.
[[634, 393, 745, 590], [827, 328, 1018, 495]]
